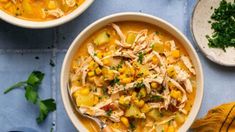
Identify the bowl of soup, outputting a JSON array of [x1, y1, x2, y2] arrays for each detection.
[[61, 12, 204, 132], [0, 0, 94, 28]]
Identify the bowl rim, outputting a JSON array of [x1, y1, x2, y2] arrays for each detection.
[[61, 12, 204, 132], [0, 0, 94, 29], [190, 0, 235, 67]]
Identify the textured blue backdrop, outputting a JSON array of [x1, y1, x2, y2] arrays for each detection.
[[0, 0, 234, 131]]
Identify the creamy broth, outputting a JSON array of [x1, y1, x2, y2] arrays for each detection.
[[0, 0, 84, 21], [70, 22, 196, 132]]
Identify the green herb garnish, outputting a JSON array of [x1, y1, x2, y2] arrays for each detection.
[[134, 82, 145, 89], [3, 71, 56, 124], [110, 76, 120, 86], [137, 52, 144, 64], [206, 0, 235, 51], [106, 109, 113, 116]]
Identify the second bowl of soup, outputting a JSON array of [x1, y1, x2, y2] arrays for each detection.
[[61, 12, 203, 132], [0, 0, 94, 28]]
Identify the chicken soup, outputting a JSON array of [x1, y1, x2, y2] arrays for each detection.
[[69, 22, 196, 132]]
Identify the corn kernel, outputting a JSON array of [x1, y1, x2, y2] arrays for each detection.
[[141, 104, 151, 113], [48, 0, 57, 9], [167, 126, 175, 132], [134, 99, 145, 108], [72, 90, 80, 98], [118, 67, 125, 73], [131, 92, 137, 100], [79, 87, 90, 95], [120, 117, 130, 127], [119, 95, 130, 105], [88, 71, 95, 77], [170, 90, 182, 101], [152, 56, 159, 64], [97, 52, 103, 58], [151, 82, 159, 89], [102, 58, 110, 65], [95, 68, 102, 75], [121, 77, 132, 84], [139, 88, 146, 97], [167, 66, 175, 77], [88, 61, 97, 70], [94, 96, 99, 104], [171, 50, 180, 58]]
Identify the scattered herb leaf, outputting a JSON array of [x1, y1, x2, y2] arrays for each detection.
[[3, 71, 56, 124], [137, 52, 144, 64]]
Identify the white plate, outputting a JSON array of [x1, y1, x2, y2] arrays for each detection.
[[0, 0, 94, 29], [191, 0, 235, 66], [61, 12, 204, 132]]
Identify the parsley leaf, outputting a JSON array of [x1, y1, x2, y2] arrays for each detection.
[[37, 99, 56, 124], [25, 85, 38, 104], [4, 81, 26, 94], [110, 76, 120, 86], [27, 71, 44, 87], [3, 71, 56, 124], [106, 109, 113, 116], [137, 52, 144, 64]]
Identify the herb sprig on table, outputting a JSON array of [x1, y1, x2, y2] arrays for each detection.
[[206, 0, 235, 51], [3, 71, 56, 124]]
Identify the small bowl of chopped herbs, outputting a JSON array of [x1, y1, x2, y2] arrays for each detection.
[[191, 0, 235, 66]]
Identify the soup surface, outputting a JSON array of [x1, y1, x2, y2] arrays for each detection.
[[69, 22, 196, 132], [0, 0, 84, 21]]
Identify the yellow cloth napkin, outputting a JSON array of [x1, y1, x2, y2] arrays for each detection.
[[191, 102, 235, 132]]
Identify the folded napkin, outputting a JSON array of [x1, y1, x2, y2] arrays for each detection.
[[191, 102, 235, 131]]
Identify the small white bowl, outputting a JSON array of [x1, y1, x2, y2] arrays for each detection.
[[191, 0, 235, 66], [61, 12, 204, 132], [0, 0, 94, 29]]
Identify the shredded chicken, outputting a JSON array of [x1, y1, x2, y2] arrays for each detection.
[[45, 8, 64, 18], [181, 56, 196, 75], [88, 44, 104, 66], [65, 0, 76, 7]]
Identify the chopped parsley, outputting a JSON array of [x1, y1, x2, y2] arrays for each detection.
[[106, 109, 113, 116], [134, 82, 145, 89], [110, 76, 120, 86], [206, 0, 235, 51], [129, 121, 136, 131], [137, 52, 144, 64], [3, 71, 56, 124], [150, 95, 163, 102]]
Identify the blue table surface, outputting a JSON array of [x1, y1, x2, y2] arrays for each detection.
[[0, 0, 234, 132]]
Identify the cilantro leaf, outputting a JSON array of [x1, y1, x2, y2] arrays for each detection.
[[3, 81, 26, 94], [37, 99, 56, 124], [25, 85, 38, 104]]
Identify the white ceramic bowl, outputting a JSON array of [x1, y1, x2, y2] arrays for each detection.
[[0, 0, 94, 29], [61, 12, 204, 132]]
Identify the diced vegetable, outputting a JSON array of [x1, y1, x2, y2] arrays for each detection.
[[147, 109, 161, 121], [94, 31, 110, 46], [75, 93, 95, 106], [120, 116, 130, 127], [152, 42, 164, 53], [125, 104, 143, 118], [126, 32, 137, 44], [175, 112, 185, 124], [22, 0, 32, 14]]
